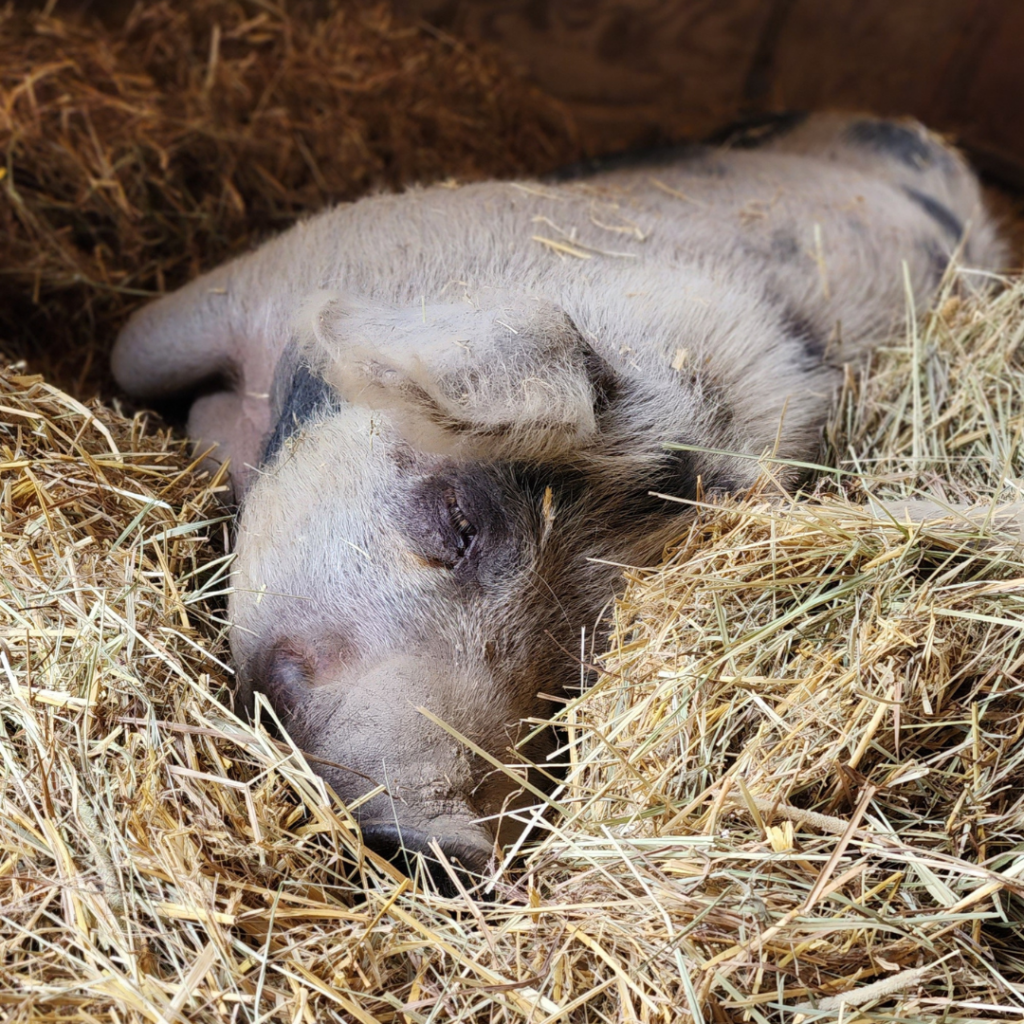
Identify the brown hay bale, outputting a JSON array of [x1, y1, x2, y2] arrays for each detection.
[[0, 1, 578, 395]]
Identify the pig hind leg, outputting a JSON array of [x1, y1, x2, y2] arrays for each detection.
[[748, 112, 1006, 270]]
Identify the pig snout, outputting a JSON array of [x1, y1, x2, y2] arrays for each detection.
[[359, 826, 494, 898], [248, 652, 526, 892]]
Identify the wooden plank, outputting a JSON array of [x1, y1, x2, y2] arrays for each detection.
[[397, 0, 1024, 171]]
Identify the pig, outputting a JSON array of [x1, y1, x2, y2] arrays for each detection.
[[112, 113, 1005, 892]]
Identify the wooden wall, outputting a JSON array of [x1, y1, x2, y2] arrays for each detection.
[[396, 0, 1024, 181]]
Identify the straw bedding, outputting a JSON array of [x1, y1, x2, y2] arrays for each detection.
[[3, 279, 1024, 1020], [4, 3, 1024, 1022]]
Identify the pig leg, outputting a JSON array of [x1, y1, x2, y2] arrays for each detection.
[[738, 112, 1006, 270], [112, 260, 286, 496], [186, 390, 270, 497]]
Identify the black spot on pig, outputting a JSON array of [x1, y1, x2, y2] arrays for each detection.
[[583, 347, 621, 413], [644, 447, 701, 509], [262, 361, 341, 466], [770, 230, 801, 262], [847, 120, 949, 170], [902, 186, 964, 241], [549, 112, 808, 182], [781, 307, 826, 363], [548, 142, 712, 183], [924, 239, 952, 289]]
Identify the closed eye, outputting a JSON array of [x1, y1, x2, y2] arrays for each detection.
[[402, 475, 498, 573], [444, 488, 477, 560]]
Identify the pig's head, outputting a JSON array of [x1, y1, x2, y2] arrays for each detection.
[[228, 290, 728, 889]]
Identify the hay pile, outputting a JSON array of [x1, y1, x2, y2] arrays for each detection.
[[2, 272, 1024, 1020], [545, 280, 1024, 1018], [0, 1, 577, 395]]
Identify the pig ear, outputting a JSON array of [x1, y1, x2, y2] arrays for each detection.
[[311, 294, 618, 460]]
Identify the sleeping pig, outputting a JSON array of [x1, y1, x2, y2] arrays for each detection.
[[112, 113, 1004, 890]]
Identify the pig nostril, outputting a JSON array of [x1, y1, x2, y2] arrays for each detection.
[[360, 824, 492, 898]]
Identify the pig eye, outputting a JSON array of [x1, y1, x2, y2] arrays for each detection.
[[444, 489, 477, 560], [404, 477, 492, 570]]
